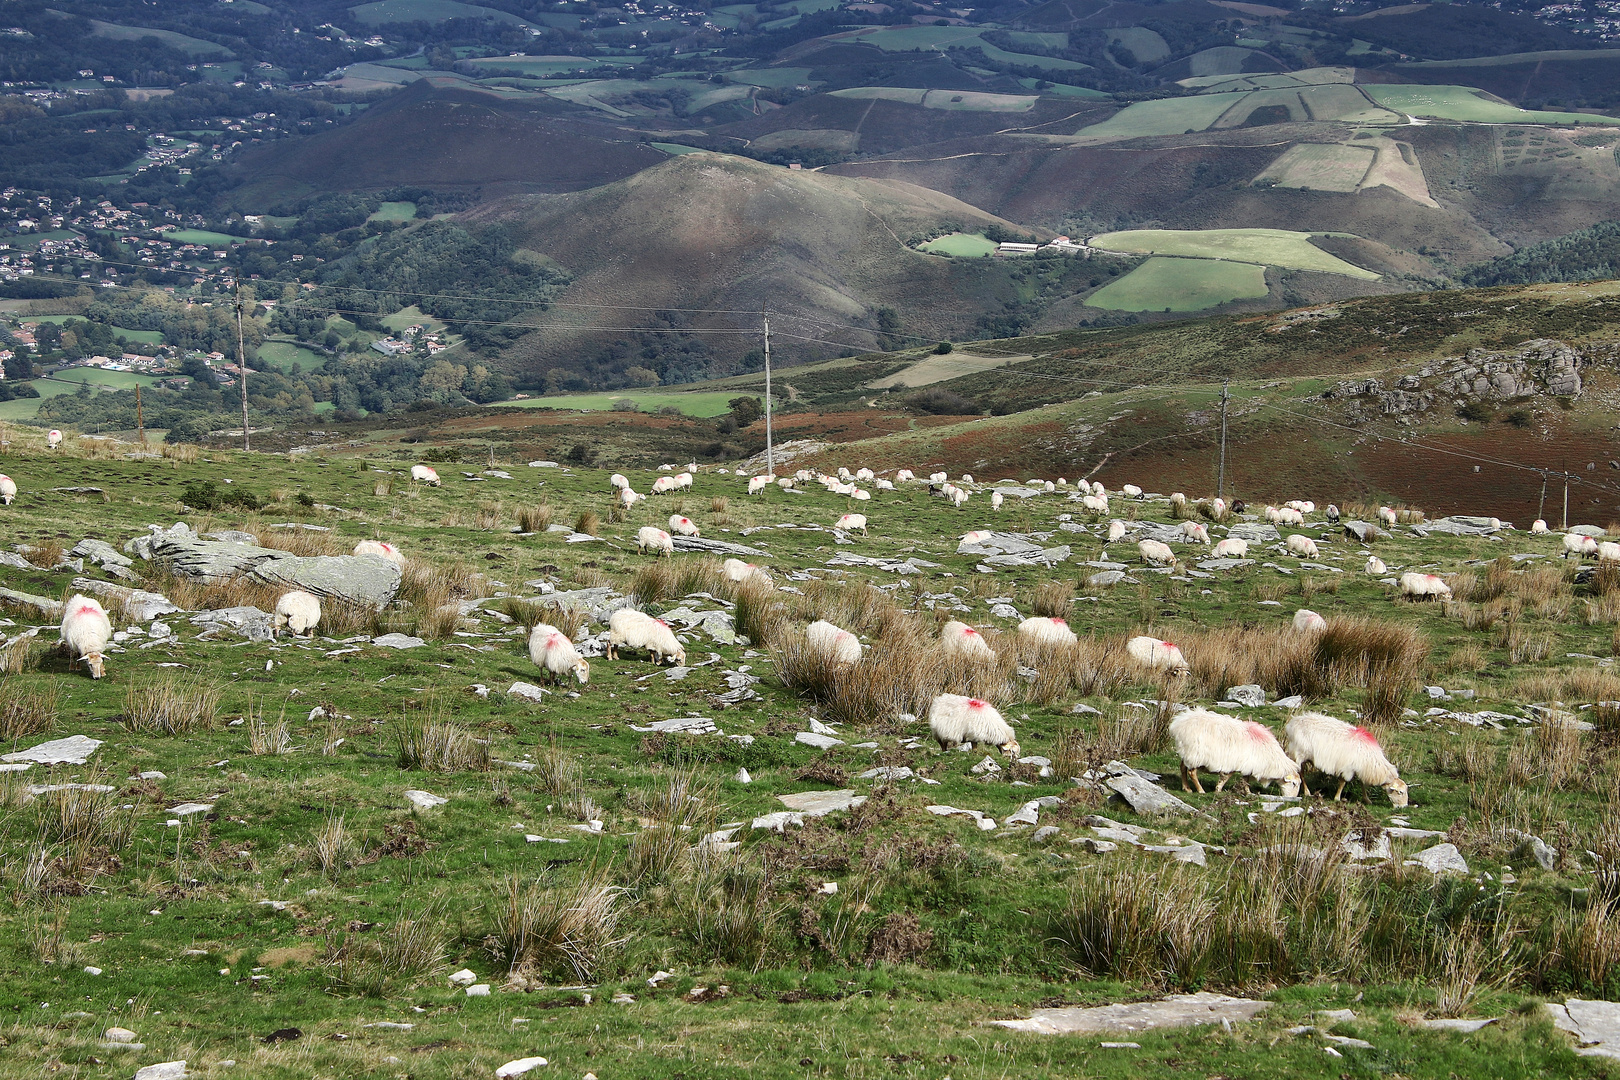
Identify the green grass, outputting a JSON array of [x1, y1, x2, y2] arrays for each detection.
[[368, 201, 417, 223], [348, 0, 528, 24], [650, 142, 708, 155], [919, 232, 1001, 257], [44, 369, 164, 390], [1364, 84, 1620, 125], [724, 67, 813, 89], [1018, 78, 1111, 99], [460, 54, 639, 77], [497, 390, 747, 416], [86, 19, 232, 57], [1077, 93, 1247, 138], [256, 340, 327, 373], [166, 229, 243, 246], [1087, 256, 1269, 311], [1089, 228, 1381, 279]]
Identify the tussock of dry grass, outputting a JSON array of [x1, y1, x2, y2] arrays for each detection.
[[488, 870, 624, 981], [1030, 581, 1074, 618], [0, 676, 56, 740], [394, 711, 491, 772], [255, 529, 347, 558], [122, 677, 220, 735], [517, 505, 554, 533]]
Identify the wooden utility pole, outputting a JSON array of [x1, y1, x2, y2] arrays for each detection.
[[762, 310, 773, 476], [135, 384, 144, 445], [1216, 379, 1230, 500], [1537, 470, 1548, 525], [234, 280, 249, 452], [1563, 470, 1571, 532]]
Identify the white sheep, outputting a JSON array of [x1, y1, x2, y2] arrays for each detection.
[[610, 473, 629, 491], [836, 513, 868, 536], [747, 474, 771, 496], [529, 622, 590, 685], [1531, 519, 1549, 534], [410, 464, 441, 486], [950, 487, 968, 507], [651, 475, 677, 495], [1278, 508, 1304, 526], [1210, 497, 1226, 518], [806, 619, 862, 664], [353, 539, 405, 565], [272, 590, 322, 638], [1377, 506, 1398, 527], [776, 477, 796, 490], [1211, 537, 1248, 558], [1181, 521, 1210, 545], [1090, 481, 1105, 497], [607, 608, 685, 665], [1564, 532, 1598, 559], [674, 472, 693, 490], [46, 429, 62, 449], [1125, 635, 1188, 675], [1285, 534, 1319, 559], [1599, 542, 1620, 564], [940, 619, 996, 661], [668, 515, 700, 537], [1293, 608, 1327, 633], [60, 594, 111, 679], [928, 694, 1019, 757], [1107, 520, 1127, 543], [1366, 556, 1387, 575], [1138, 539, 1176, 567], [1018, 616, 1077, 647], [1399, 572, 1452, 601], [723, 558, 772, 587], [619, 486, 643, 508], [1284, 711, 1408, 806], [897, 469, 915, 482], [0, 475, 14, 505], [1122, 484, 1144, 499], [1263, 505, 1281, 524], [991, 492, 1003, 511], [1169, 709, 1300, 796], [1169, 492, 1187, 511], [853, 489, 871, 502], [855, 467, 874, 482], [929, 471, 948, 484], [636, 526, 674, 556], [1080, 494, 1108, 514], [960, 473, 974, 485]]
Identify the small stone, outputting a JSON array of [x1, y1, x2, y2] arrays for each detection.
[[1406, 842, 1469, 874], [1074, 838, 1117, 853], [1031, 826, 1060, 842], [734, 767, 752, 784], [449, 968, 477, 986], [970, 755, 1003, 775], [373, 633, 427, 649], [508, 682, 550, 703], [1226, 685, 1266, 708], [496, 1058, 548, 1077], [795, 731, 843, 750], [612, 993, 635, 1005], [1100, 1042, 1141, 1049], [818, 881, 838, 895], [1, 734, 102, 765], [648, 970, 674, 987], [83, 966, 102, 976], [1422, 1017, 1499, 1032], [466, 984, 491, 997], [1318, 1009, 1357, 1024], [404, 790, 448, 810], [133, 1064, 188, 1080], [1273, 695, 1304, 709], [105, 1027, 137, 1043]]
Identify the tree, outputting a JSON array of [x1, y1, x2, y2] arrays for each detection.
[[728, 396, 763, 426]]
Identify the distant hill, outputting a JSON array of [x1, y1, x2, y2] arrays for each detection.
[[1335, 5, 1582, 61], [1462, 219, 1620, 287]]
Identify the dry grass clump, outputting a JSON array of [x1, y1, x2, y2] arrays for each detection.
[[122, 677, 221, 735], [629, 558, 726, 606], [734, 580, 788, 647], [795, 580, 906, 638], [676, 851, 777, 966], [248, 707, 292, 755], [0, 677, 57, 740], [156, 572, 283, 615], [1514, 664, 1620, 705], [710, 496, 729, 514], [575, 510, 600, 536], [394, 712, 491, 772], [312, 812, 358, 878], [255, 528, 346, 557], [572, 565, 613, 589], [323, 907, 449, 997], [24, 906, 88, 967], [0, 632, 40, 675], [161, 441, 200, 463], [1031, 581, 1074, 619], [625, 825, 688, 885], [1009, 634, 1134, 705], [24, 539, 64, 570], [1506, 722, 1583, 790], [1054, 710, 1167, 776], [487, 870, 624, 981], [498, 597, 551, 633], [394, 560, 478, 639], [532, 739, 582, 802], [517, 505, 554, 533]]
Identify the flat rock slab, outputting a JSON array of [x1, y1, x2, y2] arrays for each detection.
[[1406, 842, 1469, 874], [404, 790, 448, 809], [671, 535, 766, 557], [795, 731, 843, 749], [1105, 773, 1198, 816], [926, 804, 997, 830], [373, 633, 427, 649], [778, 789, 865, 816], [3, 735, 102, 765], [71, 578, 179, 621], [994, 992, 1268, 1035], [1226, 523, 1280, 543], [0, 586, 61, 618], [958, 532, 1044, 557], [252, 553, 402, 609], [1553, 999, 1620, 1057]]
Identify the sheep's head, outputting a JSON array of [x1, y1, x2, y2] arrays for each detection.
[[1386, 778, 1410, 808], [83, 651, 106, 679], [667, 645, 687, 666], [1279, 772, 1302, 798], [999, 738, 1021, 759], [270, 612, 288, 638], [572, 659, 591, 685]]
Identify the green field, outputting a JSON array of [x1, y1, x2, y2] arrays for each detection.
[[256, 340, 327, 373], [1364, 85, 1620, 125], [919, 232, 1000, 257], [368, 201, 417, 223], [348, 0, 527, 25], [650, 142, 708, 155], [1018, 78, 1111, 99], [45, 369, 164, 391], [497, 391, 746, 416], [1087, 256, 1269, 311], [87, 20, 232, 57], [109, 327, 164, 345], [724, 67, 813, 89], [461, 54, 637, 77], [1077, 93, 1247, 138], [1089, 228, 1380, 279], [166, 229, 242, 246]]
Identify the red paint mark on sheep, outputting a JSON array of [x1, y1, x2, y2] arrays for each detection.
[[967, 699, 986, 709], [1351, 726, 1379, 744]]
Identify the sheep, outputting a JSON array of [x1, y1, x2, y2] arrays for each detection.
[[1138, 539, 1176, 567], [1277, 507, 1304, 526], [1564, 532, 1598, 559], [1181, 521, 1210, 545], [1090, 481, 1105, 497], [836, 513, 868, 536], [353, 539, 405, 565], [607, 608, 686, 665], [1169, 492, 1187, 511], [723, 558, 772, 587], [619, 486, 643, 508], [636, 526, 674, 556], [928, 693, 1019, 757], [46, 429, 62, 449], [853, 489, 871, 502], [0, 475, 14, 505], [1018, 616, 1077, 647], [896, 469, 915, 482], [961, 530, 992, 544], [1285, 534, 1319, 559], [875, 479, 895, 492], [529, 622, 590, 685], [1125, 635, 1188, 676], [1283, 711, 1408, 806], [991, 492, 1004, 511], [960, 473, 975, 485], [1293, 608, 1327, 633], [1211, 537, 1248, 559], [1366, 556, 1387, 575], [856, 467, 875, 482], [940, 619, 996, 661], [1209, 497, 1227, 518], [1080, 494, 1108, 514], [747, 474, 771, 496], [674, 472, 693, 490], [1122, 484, 1144, 499], [806, 619, 863, 664], [60, 594, 111, 679], [1399, 572, 1452, 601], [1598, 541, 1620, 564], [1377, 506, 1398, 527], [651, 475, 677, 495], [610, 473, 629, 491], [272, 590, 322, 638], [929, 471, 948, 484], [950, 487, 968, 508], [668, 515, 700, 538], [1532, 518, 1549, 534], [1325, 504, 1340, 524], [1169, 709, 1300, 796], [1107, 520, 1127, 543], [410, 464, 441, 486]]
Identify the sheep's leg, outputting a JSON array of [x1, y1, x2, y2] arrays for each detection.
[[1332, 778, 1347, 801], [1298, 773, 1311, 797], [1214, 772, 1231, 792], [1179, 763, 1194, 792]]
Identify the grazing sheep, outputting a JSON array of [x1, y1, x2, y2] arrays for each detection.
[[1325, 504, 1340, 523], [1169, 709, 1301, 796], [1284, 711, 1408, 806], [856, 467, 874, 482], [897, 469, 915, 482], [1108, 520, 1127, 543], [675, 472, 694, 490], [1377, 506, 1398, 527], [1263, 505, 1281, 524], [410, 464, 441, 486], [669, 515, 700, 537], [1278, 507, 1304, 526], [961, 530, 992, 544], [1366, 556, 1387, 575], [875, 479, 895, 491], [651, 475, 677, 495], [610, 473, 629, 491], [1399, 572, 1452, 601], [0, 475, 14, 505], [1564, 532, 1598, 559], [928, 694, 1019, 757], [1598, 541, 1620, 564], [60, 594, 112, 679], [1080, 494, 1108, 514], [747, 474, 771, 496], [1122, 484, 1144, 499], [836, 513, 868, 536], [1210, 497, 1227, 518], [1090, 481, 1105, 497], [636, 526, 674, 556], [1181, 521, 1210, 545], [529, 622, 590, 685], [354, 539, 405, 565], [853, 489, 871, 502], [991, 492, 1004, 511], [1531, 518, 1549, 534], [1169, 492, 1187, 511], [1231, 499, 1247, 514], [46, 429, 62, 449], [940, 619, 996, 661], [723, 558, 772, 586], [960, 473, 975, 485], [1138, 539, 1176, 567], [930, 471, 948, 484], [1125, 635, 1188, 676], [1018, 616, 1077, 647], [607, 608, 686, 665], [806, 619, 863, 664], [1211, 537, 1248, 559], [1293, 608, 1327, 633], [272, 590, 322, 638], [1285, 534, 1319, 559], [619, 486, 643, 508]]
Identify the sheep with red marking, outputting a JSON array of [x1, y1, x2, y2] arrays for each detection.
[[1181, 521, 1210, 545], [807, 619, 862, 665], [1293, 608, 1327, 633], [0, 475, 14, 505], [354, 540, 405, 565], [529, 622, 590, 685], [940, 619, 996, 662], [410, 464, 440, 487], [723, 557, 771, 587], [1169, 708, 1300, 796], [1211, 537, 1248, 559], [1531, 519, 1549, 534], [636, 526, 674, 556], [1285, 533, 1319, 559], [928, 694, 1019, 757], [46, 430, 62, 450], [607, 608, 685, 665], [1377, 506, 1398, 527], [1138, 539, 1177, 567], [1399, 572, 1452, 601], [60, 594, 112, 679], [1018, 616, 1077, 647], [1107, 520, 1127, 543], [610, 473, 629, 491], [668, 515, 700, 538], [837, 513, 867, 536], [1565, 532, 1598, 559], [1125, 635, 1188, 676], [1284, 711, 1408, 806]]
